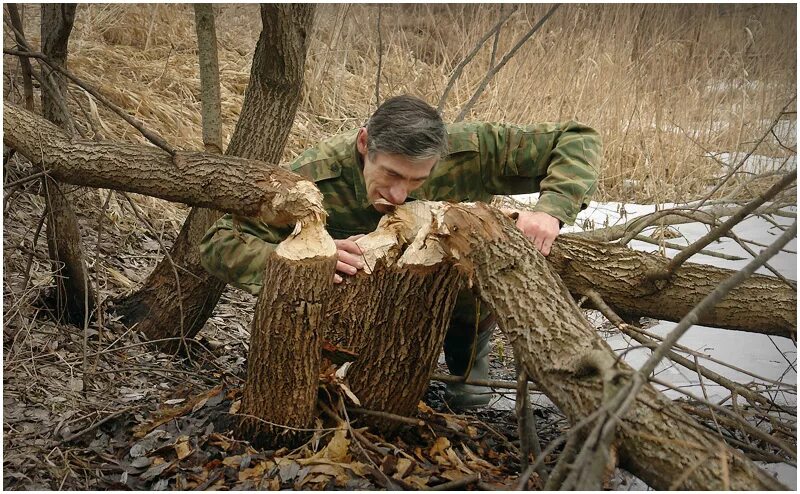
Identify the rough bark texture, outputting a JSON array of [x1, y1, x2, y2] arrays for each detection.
[[43, 178, 94, 324], [40, 3, 76, 127], [550, 235, 796, 338], [437, 203, 785, 490], [193, 4, 223, 155], [327, 262, 463, 423], [39, 3, 94, 325], [239, 252, 336, 448], [112, 4, 315, 342], [4, 105, 320, 225]]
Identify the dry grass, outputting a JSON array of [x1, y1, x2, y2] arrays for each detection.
[[2, 5, 796, 490], [4, 4, 796, 205]]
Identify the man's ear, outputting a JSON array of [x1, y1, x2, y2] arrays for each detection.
[[356, 128, 368, 155]]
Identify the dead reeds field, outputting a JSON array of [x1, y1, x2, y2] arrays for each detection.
[[2, 4, 797, 490]]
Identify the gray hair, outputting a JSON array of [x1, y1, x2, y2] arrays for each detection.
[[365, 95, 448, 161]]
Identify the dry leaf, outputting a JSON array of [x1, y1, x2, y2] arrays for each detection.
[[394, 458, 415, 479], [228, 400, 241, 415], [174, 440, 192, 460], [429, 436, 450, 457]]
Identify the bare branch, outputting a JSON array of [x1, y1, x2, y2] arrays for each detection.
[[436, 5, 518, 112], [656, 172, 796, 278], [3, 47, 177, 155], [695, 96, 796, 208], [6, 4, 35, 110], [455, 5, 560, 122]]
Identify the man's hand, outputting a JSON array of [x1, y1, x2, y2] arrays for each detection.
[[514, 211, 561, 256], [333, 234, 365, 283]]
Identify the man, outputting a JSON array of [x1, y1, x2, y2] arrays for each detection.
[[200, 95, 601, 409]]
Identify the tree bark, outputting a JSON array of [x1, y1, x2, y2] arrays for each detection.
[[39, 3, 95, 326], [193, 3, 223, 155], [326, 206, 464, 423], [113, 4, 315, 342], [435, 202, 786, 490], [3, 104, 323, 225], [550, 235, 796, 338], [239, 219, 336, 448]]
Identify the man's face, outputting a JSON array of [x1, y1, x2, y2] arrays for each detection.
[[357, 129, 437, 213]]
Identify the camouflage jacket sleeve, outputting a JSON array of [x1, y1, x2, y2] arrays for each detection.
[[199, 214, 293, 295], [475, 121, 602, 225]]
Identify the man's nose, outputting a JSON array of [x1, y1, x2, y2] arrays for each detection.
[[387, 184, 408, 204]]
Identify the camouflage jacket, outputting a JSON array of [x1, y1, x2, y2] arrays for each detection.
[[200, 121, 601, 294]]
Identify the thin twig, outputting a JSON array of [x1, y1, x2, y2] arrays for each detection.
[[346, 406, 426, 427], [374, 5, 382, 109], [437, 6, 518, 111], [694, 96, 796, 209], [6, 4, 34, 110], [428, 473, 480, 491], [3, 168, 53, 189], [3, 47, 177, 155], [60, 405, 142, 443], [455, 5, 560, 122], [430, 372, 539, 391], [656, 172, 796, 278]]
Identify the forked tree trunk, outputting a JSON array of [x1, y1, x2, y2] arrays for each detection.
[[435, 203, 786, 490], [113, 4, 315, 343], [326, 205, 464, 422], [239, 219, 337, 448], [40, 3, 95, 325]]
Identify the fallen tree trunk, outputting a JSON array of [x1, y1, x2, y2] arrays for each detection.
[[435, 203, 786, 490], [3, 103, 321, 228], [550, 234, 796, 339]]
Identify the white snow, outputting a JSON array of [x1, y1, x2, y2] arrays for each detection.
[[503, 191, 797, 488]]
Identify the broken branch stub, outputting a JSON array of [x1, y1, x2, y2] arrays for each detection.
[[433, 202, 785, 490]]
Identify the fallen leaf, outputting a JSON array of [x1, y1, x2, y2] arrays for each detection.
[[223, 455, 244, 468], [314, 429, 349, 463], [277, 458, 300, 483], [417, 402, 435, 414], [228, 400, 241, 415], [429, 436, 450, 458], [164, 398, 185, 405], [394, 458, 415, 479], [139, 460, 173, 481], [174, 440, 192, 460]]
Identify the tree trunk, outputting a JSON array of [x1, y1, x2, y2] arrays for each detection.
[[113, 4, 315, 342], [40, 3, 95, 326], [550, 235, 796, 338], [326, 206, 464, 422], [435, 202, 786, 490], [239, 218, 337, 447]]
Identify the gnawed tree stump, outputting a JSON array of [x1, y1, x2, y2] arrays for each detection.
[[327, 204, 464, 425], [239, 215, 337, 448], [435, 202, 786, 490]]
